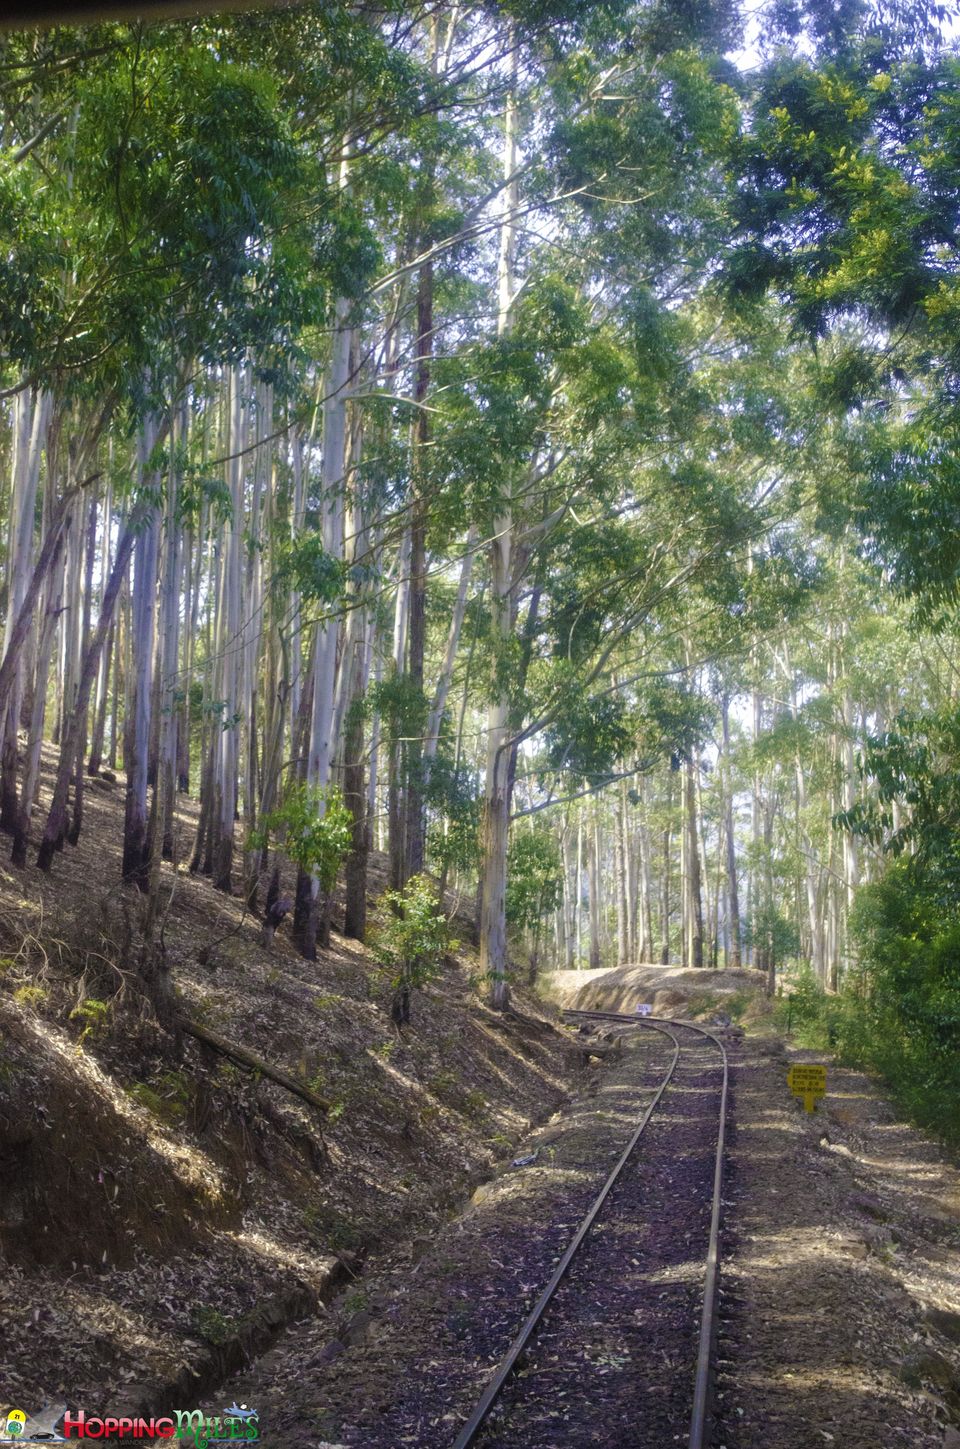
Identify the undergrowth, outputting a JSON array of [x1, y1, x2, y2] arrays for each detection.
[[776, 936, 960, 1152]]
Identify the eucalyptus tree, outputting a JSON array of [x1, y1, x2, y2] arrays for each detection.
[[6, 0, 960, 1035]]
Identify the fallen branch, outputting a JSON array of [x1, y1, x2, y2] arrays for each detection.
[[505, 1005, 557, 1034], [177, 1016, 330, 1114]]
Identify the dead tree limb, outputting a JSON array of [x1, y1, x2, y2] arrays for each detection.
[[177, 1015, 330, 1114]]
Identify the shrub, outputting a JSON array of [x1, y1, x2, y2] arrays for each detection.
[[848, 863, 960, 1147], [69, 996, 112, 1044], [773, 865, 960, 1148], [13, 983, 48, 1010], [370, 874, 457, 1024], [192, 1305, 236, 1346], [774, 968, 863, 1054]]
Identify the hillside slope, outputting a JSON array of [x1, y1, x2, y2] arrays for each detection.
[[0, 751, 575, 1417]]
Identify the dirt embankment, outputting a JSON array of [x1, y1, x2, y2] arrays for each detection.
[[544, 962, 766, 1016], [0, 748, 578, 1421]]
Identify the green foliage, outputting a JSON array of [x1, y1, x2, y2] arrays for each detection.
[[542, 683, 634, 785], [69, 996, 112, 1044], [1, 30, 326, 394], [13, 984, 49, 1011], [127, 1071, 192, 1126], [251, 784, 353, 891], [192, 1305, 238, 1346], [425, 757, 481, 875], [745, 901, 800, 971], [776, 870, 960, 1150], [506, 827, 564, 934], [857, 415, 960, 621], [849, 864, 960, 1147], [773, 967, 857, 1052], [840, 706, 960, 890], [369, 673, 428, 742], [370, 875, 457, 994], [275, 533, 345, 606], [638, 682, 716, 765]]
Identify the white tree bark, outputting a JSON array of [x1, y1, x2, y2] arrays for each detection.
[[1, 387, 49, 830], [423, 525, 478, 773], [212, 367, 245, 891], [122, 416, 161, 885], [480, 28, 519, 1010]]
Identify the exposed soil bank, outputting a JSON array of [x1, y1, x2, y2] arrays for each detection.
[[544, 962, 765, 1015]]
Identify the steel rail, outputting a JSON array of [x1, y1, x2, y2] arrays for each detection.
[[567, 1009, 730, 1449], [450, 1016, 682, 1449], [450, 1009, 728, 1449]]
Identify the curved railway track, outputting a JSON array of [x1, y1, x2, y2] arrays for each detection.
[[451, 1011, 729, 1449]]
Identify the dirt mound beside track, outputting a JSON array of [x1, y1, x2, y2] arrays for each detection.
[[543, 963, 766, 1015]]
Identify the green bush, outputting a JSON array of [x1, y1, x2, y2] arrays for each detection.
[[848, 863, 960, 1147], [774, 968, 868, 1056], [834, 707, 960, 1145], [775, 867, 960, 1148], [370, 874, 457, 1024], [70, 996, 112, 1043]]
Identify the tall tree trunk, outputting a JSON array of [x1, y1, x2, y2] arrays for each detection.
[[575, 812, 584, 966], [212, 370, 245, 893], [750, 686, 764, 972], [156, 400, 185, 864], [423, 527, 477, 776], [296, 291, 351, 958], [387, 523, 412, 890], [38, 510, 142, 870], [615, 789, 629, 965], [660, 770, 672, 963], [637, 780, 654, 962], [0, 468, 73, 747], [561, 816, 576, 969], [721, 694, 742, 968], [480, 28, 518, 1011], [403, 257, 433, 881], [122, 422, 161, 887], [67, 487, 99, 846], [342, 401, 369, 940], [683, 753, 706, 967], [1, 389, 49, 832], [12, 502, 65, 867], [588, 815, 602, 970]]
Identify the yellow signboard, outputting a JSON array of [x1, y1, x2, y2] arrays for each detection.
[[787, 1063, 827, 1113]]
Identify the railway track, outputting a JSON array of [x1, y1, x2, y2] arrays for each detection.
[[451, 1011, 729, 1449]]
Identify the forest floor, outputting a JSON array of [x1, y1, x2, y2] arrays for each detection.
[[0, 748, 578, 1428]]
